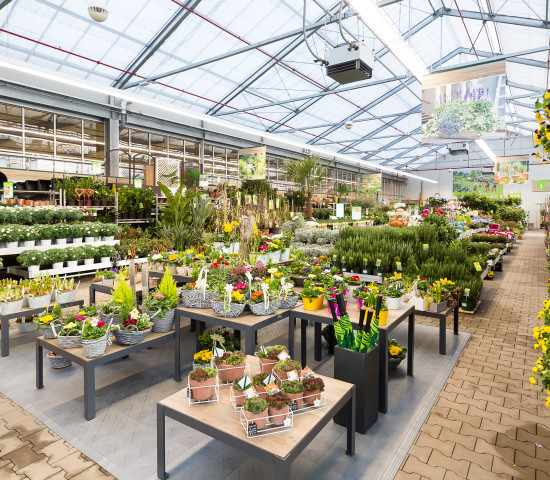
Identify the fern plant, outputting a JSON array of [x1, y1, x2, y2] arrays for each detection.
[[157, 268, 178, 308]]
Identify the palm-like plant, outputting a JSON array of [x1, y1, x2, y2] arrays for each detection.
[[282, 155, 332, 220]]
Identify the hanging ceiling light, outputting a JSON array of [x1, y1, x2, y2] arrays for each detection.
[[88, 1, 109, 23]]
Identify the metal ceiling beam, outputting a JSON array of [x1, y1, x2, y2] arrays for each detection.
[[113, 0, 201, 89], [214, 75, 406, 117], [124, 12, 349, 90], [205, 3, 342, 116], [442, 8, 550, 29], [377, 0, 403, 6], [0, 0, 15, 9], [361, 127, 422, 162], [507, 81, 543, 93], [508, 100, 535, 109], [314, 130, 419, 145]]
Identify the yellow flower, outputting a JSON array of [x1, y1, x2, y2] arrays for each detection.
[[231, 291, 244, 301], [389, 345, 402, 356], [274, 272, 283, 277], [40, 315, 53, 324], [394, 273, 402, 279], [78, 311, 85, 315], [529, 377, 537, 387], [546, 397, 550, 407], [545, 92, 550, 99], [536, 112, 545, 122], [116, 299, 123, 303], [168, 254, 178, 261], [535, 137, 542, 145], [533, 366, 538, 374]]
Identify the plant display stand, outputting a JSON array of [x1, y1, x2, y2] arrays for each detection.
[[157, 355, 355, 480], [459, 300, 482, 315], [414, 300, 459, 355], [36, 321, 181, 420], [1, 300, 84, 357]]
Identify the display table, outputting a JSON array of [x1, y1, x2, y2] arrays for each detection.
[[156, 356, 355, 479], [175, 306, 291, 356], [415, 300, 459, 355], [1, 300, 84, 357], [36, 321, 181, 420], [289, 302, 414, 414], [89, 282, 144, 304], [148, 271, 192, 284]]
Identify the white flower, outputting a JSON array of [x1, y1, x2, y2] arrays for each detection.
[[224, 284, 233, 293], [333, 275, 343, 282], [267, 268, 278, 274]]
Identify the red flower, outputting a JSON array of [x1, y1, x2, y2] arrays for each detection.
[[224, 261, 229, 265], [218, 257, 223, 262], [210, 263, 219, 269], [223, 331, 229, 337], [97, 321, 105, 328]]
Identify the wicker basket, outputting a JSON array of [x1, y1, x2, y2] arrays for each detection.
[[82, 334, 109, 359], [211, 301, 245, 318], [57, 331, 82, 349], [249, 300, 281, 316], [279, 295, 299, 309], [114, 325, 151, 346], [181, 290, 215, 309], [148, 309, 175, 333], [41, 323, 62, 339], [47, 354, 72, 369]]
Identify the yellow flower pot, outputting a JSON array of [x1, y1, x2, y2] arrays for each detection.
[[302, 296, 324, 310], [379, 310, 389, 326]]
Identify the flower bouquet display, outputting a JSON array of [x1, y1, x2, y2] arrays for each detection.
[[181, 265, 215, 309], [145, 269, 179, 332], [278, 279, 298, 309], [81, 317, 113, 359], [113, 308, 153, 346], [26, 277, 52, 309]]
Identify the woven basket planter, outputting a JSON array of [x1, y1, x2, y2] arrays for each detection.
[[57, 332, 82, 349], [42, 323, 62, 339], [211, 301, 245, 318], [148, 309, 175, 333], [48, 354, 72, 369], [114, 326, 151, 346], [249, 300, 280, 316], [82, 334, 109, 359], [182, 290, 215, 309], [279, 295, 298, 309]]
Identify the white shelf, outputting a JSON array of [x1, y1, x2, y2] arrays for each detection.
[[0, 239, 119, 256]]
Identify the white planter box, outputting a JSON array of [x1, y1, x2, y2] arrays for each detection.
[[5, 241, 18, 248], [84, 258, 95, 265], [103, 236, 114, 242], [56, 238, 67, 246], [72, 238, 83, 245], [85, 236, 95, 243], [67, 260, 78, 268], [27, 293, 52, 309], [28, 265, 40, 276], [280, 248, 290, 262], [40, 239, 52, 247], [100, 257, 110, 263], [22, 240, 35, 248], [52, 262, 64, 270], [1, 299, 24, 314]]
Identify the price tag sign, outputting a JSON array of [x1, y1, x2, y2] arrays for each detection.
[[245, 387, 257, 399], [187, 387, 193, 399], [263, 373, 276, 385], [287, 370, 299, 381], [238, 374, 250, 390], [199, 174, 208, 187], [423, 244, 429, 250], [245, 194, 251, 204], [133, 178, 143, 189], [253, 195, 258, 205], [268, 199, 274, 210], [474, 262, 482, 272], [91, 161, 102, 175], [265, 382, 278, 395], [396, 261, 402, 271], [247, 422, 257, 436], [301, 366, 313, 378], [277, 350, 290, 361], [464, 288, 470, 298], [289, 400, 298, 412], [376, 258, 381, 268], [213, 347, 224, 358], [275, 198, 280, 208]]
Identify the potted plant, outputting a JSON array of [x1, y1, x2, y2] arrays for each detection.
[[267, 391, 292, 426], [257, 345, 288, 373], [1, 226, 22, 248], [346, 275, 362, 301], [211, 283, 247, 318], [214, 351, 246, 382], [113, 308, 153, 346], [300, 280, 324, 310], [145, 269, 179, 332], [279, 282, 299, 309], [21, 226, 38, 248], [273, 358, 302, 381], [188, 367, 217, 402], [15, 315, 37, 333], [302, 376, 325, 405], [97, 245, 115, 264], [385, 286, 404, 310], [46, 248, 66, 270], [33, 304, 63, 338], [388, 339, 407, 370], [17, 250, 47, 276], [56, 318, 83, 349], [231, 375, 254, 407], [429, 282, 447, 313], [0, 286, 24, 314], [279, 380, 305, 409], [52, 224, 70, 246], [247, 280, 281, 316], [26, 282, 52, 309], [252, 373, 269, 400], [54, 277, 79, 303], [100, 223, 119, 242], [243, 397, 269, 431], [193, 349, 212, 369], [486, 270, 494, 280], [378, 298, 389, 326], [70, 224, 84, 245], [81, 317, 111, 358]]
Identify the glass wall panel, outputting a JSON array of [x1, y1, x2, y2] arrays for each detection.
[[0, 104, 23, 153], [56, 115, 82, 140], [203, 144, 213, 175]]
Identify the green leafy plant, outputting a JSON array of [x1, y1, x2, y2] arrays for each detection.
[[232, 376, 253, 391], [112, 277, 136, 321], [243, 397, 268, 414], [280, 380, 304, 394], [214, 351, 246, 366], [274, 358, 302, 373], [258, 345, 288, 360], [45, 249, 66, 264], [189, 367, 217, 382], [267, 391, 291, 410], [302, 376, 325, 392], [17, 250, 47, 266]]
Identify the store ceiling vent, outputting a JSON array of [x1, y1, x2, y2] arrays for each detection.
[[326, 44, 374, 84], [447, 142, 469, 156]]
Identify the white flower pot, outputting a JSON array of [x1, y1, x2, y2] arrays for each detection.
[[52, 262, 64, 270], [100, 257, 110, 264], [387, 296, 401, 310], [1, 299, 24, 314], [280, 248, 290, 262], [55, 288, 78, 304], [5, 241, 18, 248], [103, 236, 114, 242], [176, 266, 188, 275], [94, 237, 101, 243], [17, 320, 37, 333], [27, 293, 52, 309], [85, 236, 95, 243], [40, 239, 52, 247], [72, 238, 83, 245], [56, 238, 67, 246], [268, 250, 281, 263], [23, 240, 35, 247], [84, 258, 95, 265], [412, 296, 428, 311], [102, 279, 115, 286], [256, 253, 270, 265], [28, 265, 40, 276], [67, 260, 78, 268]]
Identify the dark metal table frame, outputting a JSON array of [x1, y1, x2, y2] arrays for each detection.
[[36, 320, 181, 420], [1, 300, 84, 357], [175, 308, 291, 356], [148, 271, 192, 284], [156, 386, 356, 479], [415, 301, 459, 355], [288, 305, 415, 414], [89, 283, 143, 304]]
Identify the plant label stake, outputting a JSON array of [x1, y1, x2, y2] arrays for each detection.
[[277, 350, 290, 360], [75, 188, 85, 207], [247, 422, 257, 436], [263, 373, 275, 385], [287, 370, 299, 381], [289, 400, 298, 412]]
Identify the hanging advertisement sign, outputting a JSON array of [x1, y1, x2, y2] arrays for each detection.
[[495, 155, 529, 185], [362, 173, 382, 194], [133, 178, 143, 189], [92, 161, 102, 175], [421, 61, 507, 144], [453, 168, 501, 196], [533, 180, 550, 192], [238, 146, 266, 180], [3, 181, 13, 199], [335, 203, 345, 218], [199, 174, 208, 188], [351, 206, 362, 221]]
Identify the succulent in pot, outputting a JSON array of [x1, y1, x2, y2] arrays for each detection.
[[188, 367, 217, 402], [231, 376, 254, 407], [214, 351, 246, 382], [243, 397, 269, 430], [257, 345, 289, 373], [267, 391, 292, 426], [252, 373, 269, 400], [302, 376, 325, 405], [279, 380, 305, 409], [273, 358, 302, 381]]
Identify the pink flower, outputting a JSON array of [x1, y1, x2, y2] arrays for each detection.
[[244, 265, 252, 271], [97, 321, 106, 328], [260, 245, 268, 251], [156, 293, 165, 299]]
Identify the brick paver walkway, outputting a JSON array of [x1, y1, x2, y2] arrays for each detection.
[[398, 231, 550, 480]]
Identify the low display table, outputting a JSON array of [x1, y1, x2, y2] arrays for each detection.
[[36, 321, 181, 420], [289, 303, 414, 414], [148, 271, 192, 284], [415, 300, 459, 355], [175, 307, 291, 356], [89, 283, 143, 304], [1, 300, 84, 357], [157, 356, 355, 479]]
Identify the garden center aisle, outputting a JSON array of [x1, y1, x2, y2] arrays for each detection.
[[398, 231, 550, 480]]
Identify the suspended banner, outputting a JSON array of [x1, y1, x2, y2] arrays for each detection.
[[533, 180, 550, 192], [422, 61, 507, 144], [238, 146, 266, 180], [495, 155, 529, 185], [453, 168, 502, 196], [362, 173, 382, 194]]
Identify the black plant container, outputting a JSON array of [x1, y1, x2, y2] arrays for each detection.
[[333, 344, 379, 434]]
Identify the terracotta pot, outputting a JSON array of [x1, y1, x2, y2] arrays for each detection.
[[189, 376, 216, 401], [273, 368, 289, 381], [243, 408, 268, 430], [255, 385, 268, 400], [286, 391, 304, 409], [303, 389, 321, 405], [216, 361, 246, 382], [231, 387, 247, 406], [258, 357, 277, 374], [268, 405, 289, 426]]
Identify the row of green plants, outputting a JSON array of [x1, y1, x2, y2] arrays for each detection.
[[55, 177, 113, 203], [115, 226, 174, 258], [0, 223, 120, 242], [0, 206, 83, 225], [117, 185, 156, 213], [17, 245, 116, 266]]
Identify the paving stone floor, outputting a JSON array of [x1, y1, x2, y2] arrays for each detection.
[[398, 231, 550, 480]]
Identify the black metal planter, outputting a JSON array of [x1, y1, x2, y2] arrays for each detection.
[[333, 345, 379, 434]]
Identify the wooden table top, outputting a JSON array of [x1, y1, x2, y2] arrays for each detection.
[[176, 306, 290, 327], [159, 355, 354, 460]]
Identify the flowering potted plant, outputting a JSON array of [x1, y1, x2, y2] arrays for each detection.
[[273, 358, 302, 381], [53, 277, 79, 303], [45, 248, 66, 270], [231, 375, 254, 407], [113, 308, 153, 346], [385, 285, 405, 310], [429, 282, 446, 313], [17, 250, 47, 276], [0, 286, 24, 314], [214, 351, 246, 382], [211, 283, 247, 318], [56, 317, 84, 349], [247, 280, 281, 316], [388, 339, 407, 370], [280, 380, 305, 409], [267, 391, 292, 425], [145, 269, 179, 332], [97, 245, 116, 264], [33, 304, 63, 338], [26, 282, 52, 309], [188, 367, 217, 402], [299, 280, 324, 310], [302, 376, 325, 405], [257, 345, 289, 373], [193, 349, 212, 368], [81, 317, 112, 359], [278, 279, 299, 309], [243, 397, 269, 430]]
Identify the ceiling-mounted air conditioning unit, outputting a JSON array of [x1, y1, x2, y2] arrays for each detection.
[[326, 43, 374, 84], [447, 142, 469, 156]]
